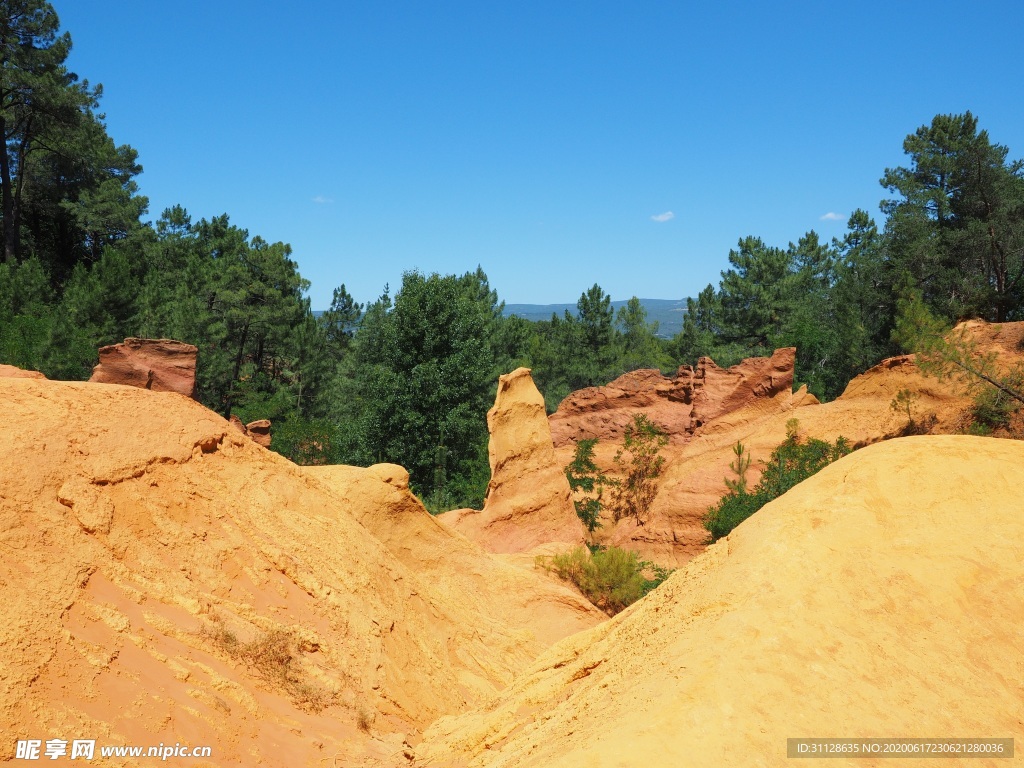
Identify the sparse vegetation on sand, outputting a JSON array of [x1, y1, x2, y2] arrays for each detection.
[[203, 621, 337, 714], [704, 420, 852, 541]]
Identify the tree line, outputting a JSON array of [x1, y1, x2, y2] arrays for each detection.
[[3, 2, 1023, 510], [675, 111, 1024, 400]]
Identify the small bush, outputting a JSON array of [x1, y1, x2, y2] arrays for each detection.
[[543, 545, 674, 615], [969, 369, 1024, 434], [356, 706, 374, 732], [204, 622, 241, 655], [703, 490, 767, 542], [889, 388, 936, 435], [240, 630, 295, 685]]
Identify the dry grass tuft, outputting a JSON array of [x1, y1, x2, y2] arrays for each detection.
[[202, 619, 337, 713], [356, 706, 374, 732]]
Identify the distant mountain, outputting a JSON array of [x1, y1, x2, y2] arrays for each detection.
[[314, 298, 690, 338], [503, 298, 688, 338]]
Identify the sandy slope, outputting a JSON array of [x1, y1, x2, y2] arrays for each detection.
[[0, 377, 602, 766], [418, 436, 1024, 767]]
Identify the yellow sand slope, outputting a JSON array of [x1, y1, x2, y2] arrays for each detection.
[[418, 436, 1024, 767], [0, 377, 602, 766]]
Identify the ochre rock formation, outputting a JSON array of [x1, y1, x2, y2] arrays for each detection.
[[365, 462, 410, 489], [439, 368, 586, 553], [1, 376, 602, 766], [549, 347, 808, 447], [0, 363, 45, 379], [418, 436, 1024, 766], [245, 419, 272, 448], [89, 337, 198, 398], [229, 414, 272, 448], [547, 323, 1024, 566]]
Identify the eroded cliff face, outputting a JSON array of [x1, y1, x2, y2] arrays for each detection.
[[417, 436, 1024, 767], [548, 347, 808, 447], [547, 323, 1024, 566], [439, 368, 587, 554], [0, 376, 602, 767], [88, 337, 198, 399]]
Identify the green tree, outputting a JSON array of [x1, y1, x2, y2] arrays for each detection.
[[136, 206, 199, 338], [526, 312, 579, 410], [559, 283, 619, 388], [577, 283, 615, 359], [670, 284, 721, 365], [135, 211, 313, 419], [319, 284, 362, 362], [0, 1, 145, 274], [525, 286, 623, 410], [342, 269, 502, 506], [0, 253, 51, 369], [717, 236, 792, 353], [830, 209, 898, 387], [610, 414, 669, 526], [1, 0, 74, 262], [565, 438, 608, 533], [615, 296, 667, 373], [782, 231, 841, 397], [881, 112, 1024, 322], [208, 228, 309, 418]]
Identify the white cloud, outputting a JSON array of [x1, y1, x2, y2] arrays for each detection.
[[819, 211, 844, 221], [312, 195, 334, 204], [650, 211, 675, 223]]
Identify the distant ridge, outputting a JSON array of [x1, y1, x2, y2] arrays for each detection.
[[314, 298, 689, 338], [503, 298, 687, 338]]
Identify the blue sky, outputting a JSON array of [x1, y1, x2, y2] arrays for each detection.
[[60, 1, 1024, 309]]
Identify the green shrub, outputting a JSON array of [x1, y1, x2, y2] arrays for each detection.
[[270, 416, 342, 465], [565, 438, 608, 532], [755, 425, 851, 501], [703, 421, 852, 541], [703, 490, 768, 542], [543, 545, 673, 615], [969, 368, 1024, 434]]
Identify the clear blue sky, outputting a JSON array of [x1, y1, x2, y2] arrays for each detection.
[[59, 1, 1024, 309]]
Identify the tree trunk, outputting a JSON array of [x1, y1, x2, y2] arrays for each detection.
[[0, 114, 16, 263], [223, 321, 250, 418]]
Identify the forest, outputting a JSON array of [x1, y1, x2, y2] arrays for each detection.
[[3, 1, 1024, 510]]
